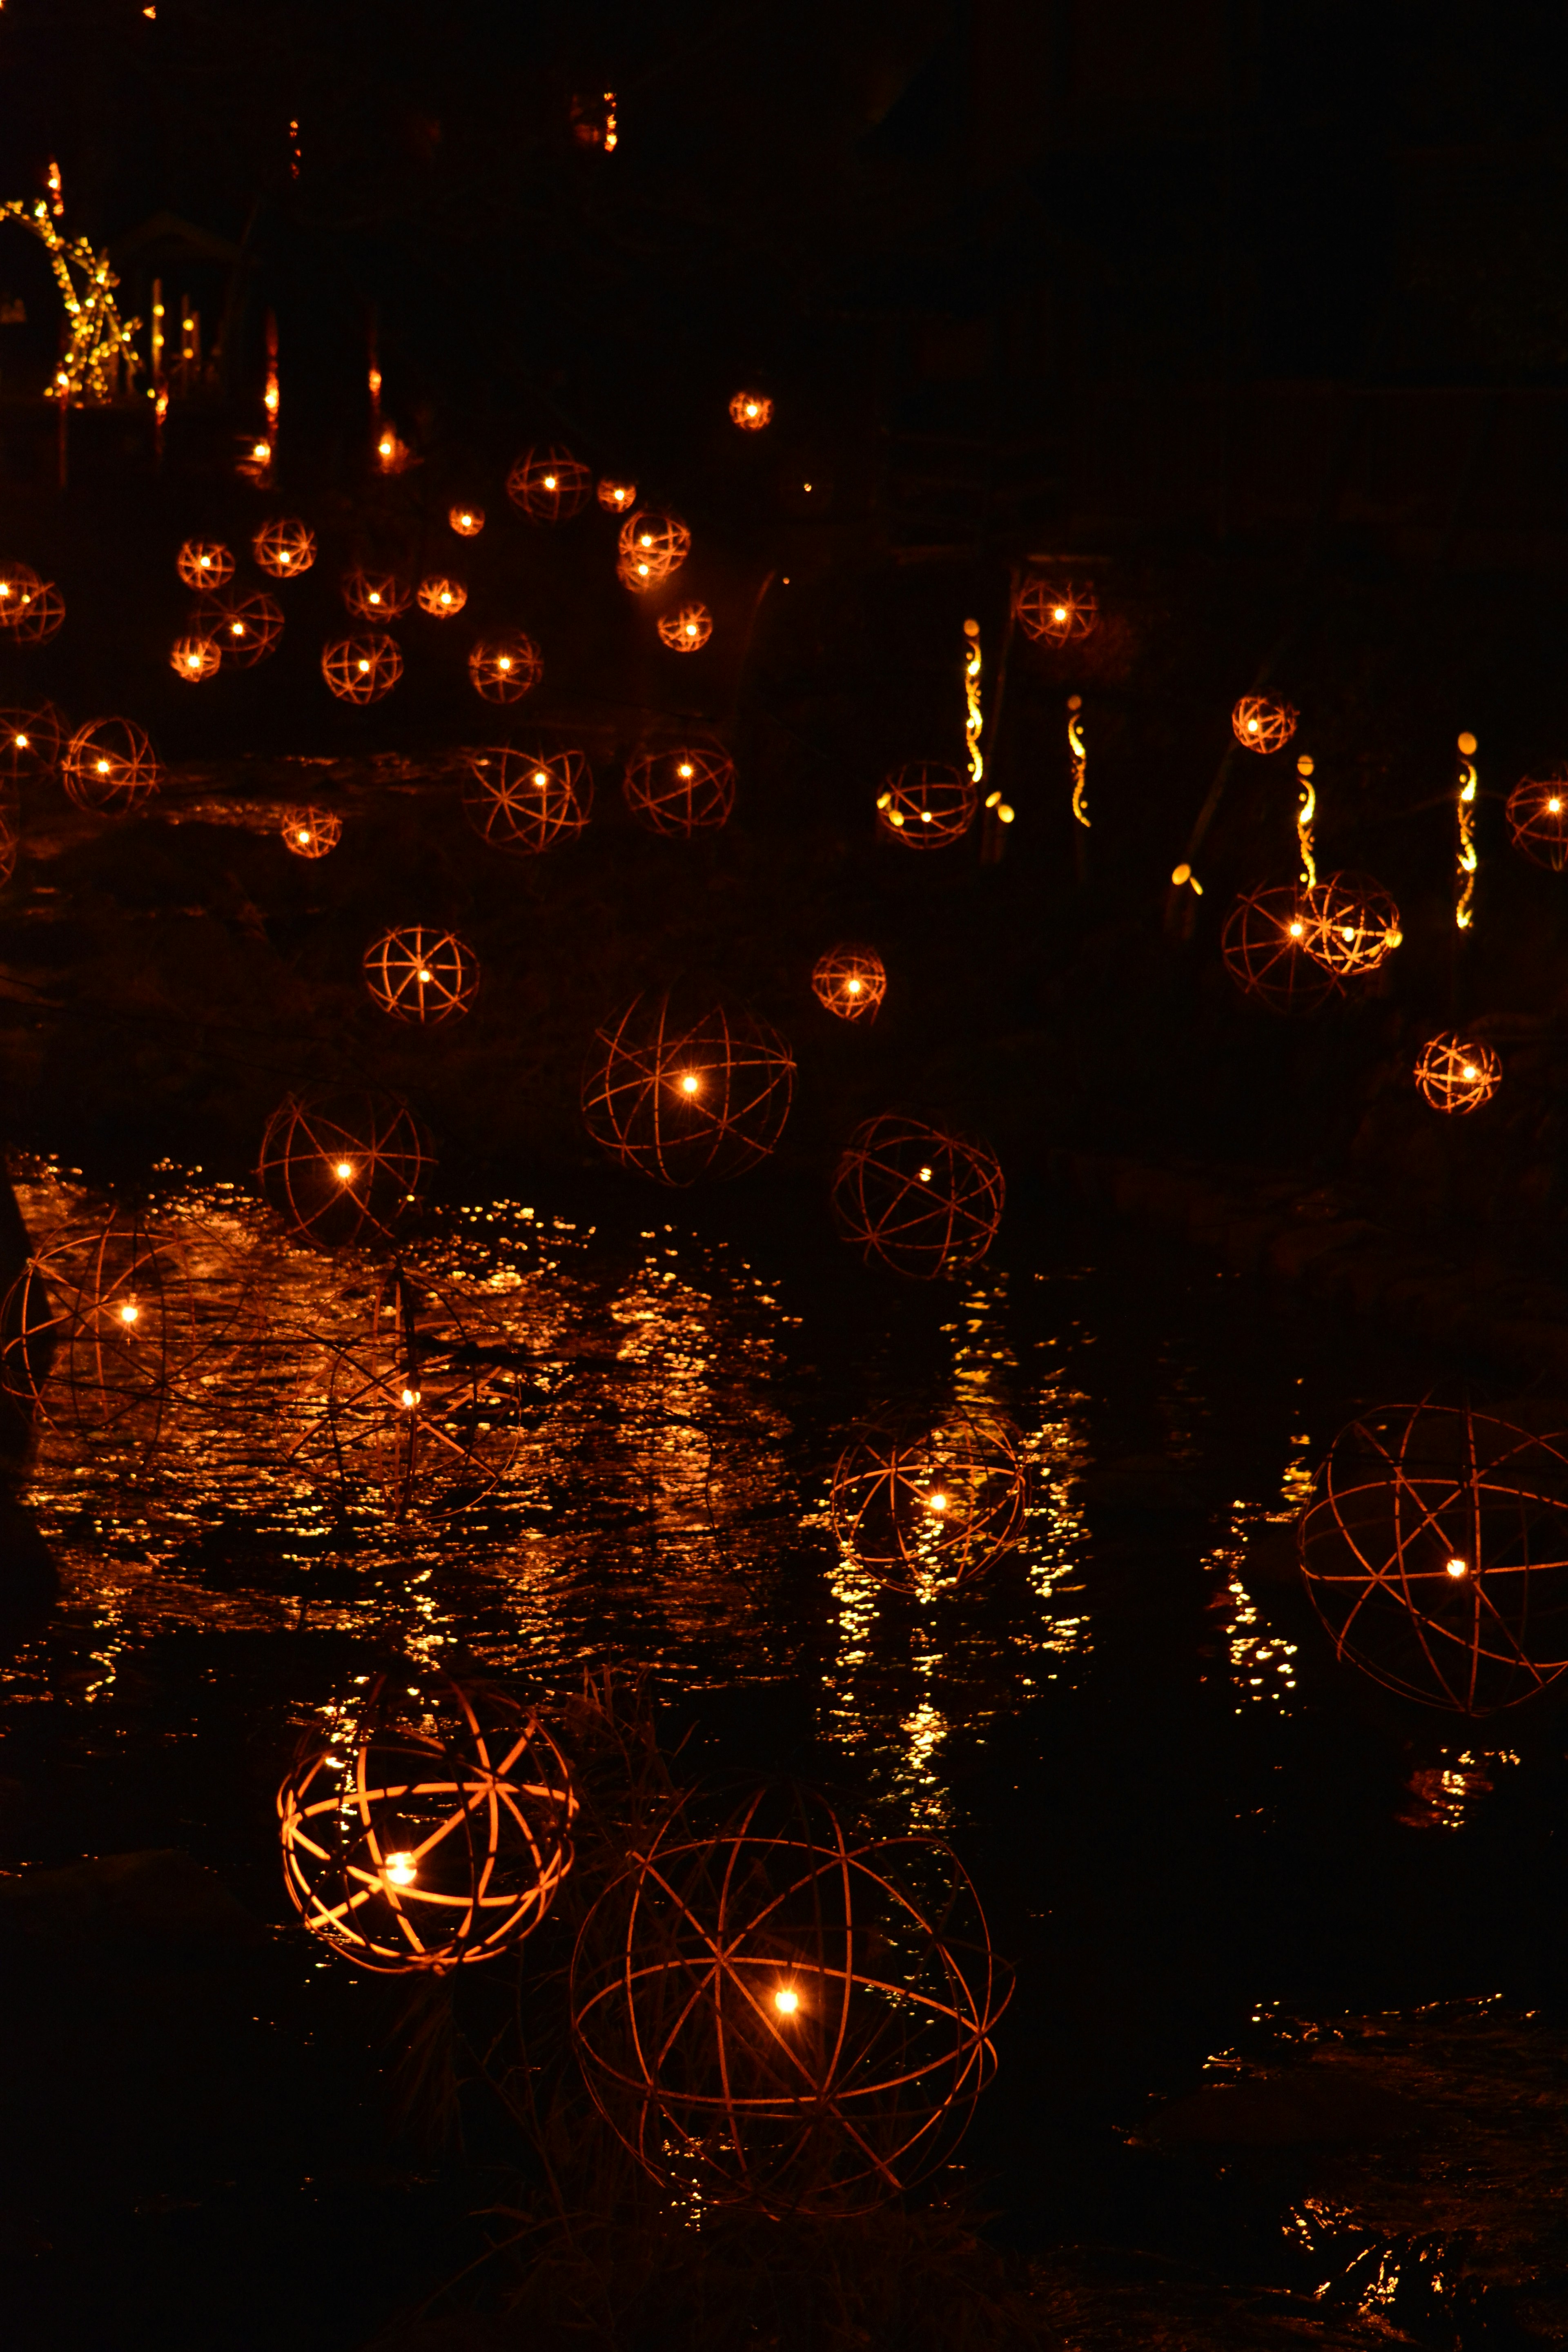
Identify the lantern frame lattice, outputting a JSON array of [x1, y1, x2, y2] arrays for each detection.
[[1297, 1401, 1568, 1715], [281, 806, 343, 859], [832, 1115, 1004, 1281], [1506, 775, 1568, 872], [657, 602, 713, 653], [341, 569, 412, 621], [623, 745, 735, 836], [0, 562, 42, 624], [1414, 1032, 1501, 1115], [507, 445, 592, 523], [1231, 695, 1298, 755], [728, 390, 773, 430], [583, 992, 795, 1185], [175, 539, 234, 592], [1221, 883, 1341, 1014], [616, 510, 691, 592], [279, 1667, 576, 1974], [203, 588, 283, 668], [812, 944, 887, 1023], [61, 717, 163, 817], [253, 518, 317, 579], [448, 505, 486, 538], [1301, 871, 1403, 978], [6, 579, 65, 645], [170, 633, 221, 683], [831, 1407, 1028, 1593], [461, 746, 593, 856], [0, 704, 63, 783], [322, 633, 403, 705], [1013, 577, 1098, 645], [468, 633, 543, 704], [570, 1781, 1005, 2217], [877, 762, 977, 850], [258, 1088, 434, 1251], [363, 926, 481, 1024], [597, 477, 637, 513], [416, 574, 467, 618]]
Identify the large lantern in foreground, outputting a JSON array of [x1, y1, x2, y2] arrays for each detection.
[[1506, 773, 1568, 871], [876, 762, 976, 849], [61, 718, 163, 816], [461, 746, 593, 855], [362, 926, 480, 1024], [571, 1782, 1004, 2217], [1414, 1033, 1501, 1115], [832, 1115, 1004, 1279], [623, 744, 735, 835], [831, 1407, 1028, 1592], [583, 993, 794, 1183], [258, 1089, 433, 1250], [1221, 884, 1340, 1014], [1298, 1402, 1568, 1714]]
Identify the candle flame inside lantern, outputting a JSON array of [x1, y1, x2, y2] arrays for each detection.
[[927, 1490, 948, 1513], [918, 1165, 933, 1182], [773, 1985, 799, 2015], [680, 1074, 699, 1094], [118, 1301, 140, 1325], [335, 1160, 355, 1181], [1446, 1557, 1469, 1579], [400, 1388, 420, 1410], [383, 1852, 417, 1887]]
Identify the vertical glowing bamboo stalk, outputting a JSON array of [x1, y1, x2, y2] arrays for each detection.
[[1455, 730, 1478, 931], [1068, 695, 1088, 827], [962, 618, 983, 789], [149, 276, 164, 380], [1296, 754, 1316, 888]]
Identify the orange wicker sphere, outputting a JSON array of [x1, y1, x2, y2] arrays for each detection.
[[1013, 576, 1097, 645], [175, 538, 234, 592], [507, 444, 592, 523], [831, 1406, 1028, 1593], [623, 743, 735, 836], [583, 992, 795, 1184], [570, 1782, 1005, 2217], [258, 1087, 433, 1251], [416, 573, 468, 618], [1221, 883, 1341, 1014], [877, 761, 977, 849], [281, 806, 343, 858], [62, 717, 163, 816], [363, 926, 480, 1024], [448, 503, 486, 537], [322, 632, 402, 704], [616, 509, 691, 592], [0, 561, 42, 623], [342, 568, 412, 620], [1301, 871, 1403, 977], [0, 703, 63, 783], [1506, 773, 1568, 871], [1414, 1032, 1501, 1114], [170, 633, 221, 683], [1298, 1401, 1568, 1715], [468, 632, 543, 704], [203, 587, 283, 667], [1231, 695, 1298, 755], [461, 746, 593, 855], [279, 1666, 576, 1975], [5, 578, 65, 645], [657, 601, 712, 652], [728, 389, 773, 430], [812, 944, 886, 1022], [832, 1115, 1004, 1280], [597, 477, 637, 513], [252, 517, 317, 579]]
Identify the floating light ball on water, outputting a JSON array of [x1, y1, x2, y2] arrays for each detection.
[[468, 632, 543, 704], [623, 743, 735, 836], [362, 926, 480, 1023], [1231, 695, 1298, 755], [416, 574, 467, 618], [616, 509, 690, 592], [831, 1407, 1028, 1592], [876, 762, 977, 849], [170, 633, 220, 682], [812, 944, 886, 1023], [507, 445, 592, 523], [252, 517, 317, 579], [832, 1115, 1004, 1280], [583, 992, 794, 1184], [61, 717, 163, 816], [321, 633, 402, 705], [1414, 1033, 1501, 1114], [461, 745, 592, 855], [175, 539, 234, 592], [1012, 576, 1097, 645], [341, 568, 411, 620], [656, 602, 712, 652], [258, 1088, 434, 1251], [1221, 883, 1341, 1014], [1506, 772, 1568, 871], [280, 806, 343, 859]]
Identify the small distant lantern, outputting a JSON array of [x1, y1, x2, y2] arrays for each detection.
[[448, 504, 486, 537], [597, 477, 637, 513], [4, 578, 65, 645], [461, 746, 593, 855], [363, 926, 481, 1024], [1414, 1033, 1501, 1115], [1012, 577, 1098, 645], [582, 992, 795, 1184], [831, 1407, 1028, 1592], [416, 574, 467, 618], [656, 602, 712, 653], [342, 569, 412, 620], [507, 445, 592, 523], [1221, 884, 1341, 1014], [175, 539, 234, 592], [623, 744, 735, 836], [170, 633, 221, 683], [1231, 695, 1298, 755], [280, 806, 343, 859], [0, 704, 63, 783], [374, 423, 413, 474], [258, 1087, 433, 1251], [832, 1114, 1004, 1280], [468, 632, 543, 703], [876, 762, 977, 849], [61, 717, 163, 817], [728, 390, 773, 430], [322, 633, 403, 705], [203, 588, 283, 668], [616, 510, 691, 592], [1301, 872, 1403, 978], [253, 518, 317, 579], [812, 944, 886, 1023], [0, 562, 43, 625], [1506, 773, 1568, 872]]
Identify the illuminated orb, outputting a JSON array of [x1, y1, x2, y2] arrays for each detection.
[[571, 1781, 1005, 2217], [876, 761, 977, 850], [507, 445, 592, 523], [201, 588, 283, 668], [448, 504, 486, 537], [461, 746, 592, 856], [831, 1407, 1028, 1592], [322, 633, 402, 705], [257, 1088, 434, 1251], [1298, 1401, 1568, 1715], [616, 509, 691, 592], [61, 717, 163, 817], [597, 477, 637, 513], [175, 539, 234, 592], [0, 703, 62, 784], [252, 517, 317, 579], [832, 1114, 1004, 1281], [468, 632, 543, 704], [1506, 773, 1568, 872], [656, 602, 713, 653], [623, 744, 735, 836], [341, 568, 412, 621], [1012, 577, 1097, 646], [1221, 883, 1341, 1015], [363, 925, 480, 1024], [583, 992, 794, 1185], [416, 573, 467, 618], [280, 806, 343, 859], [1414, 1032, 1501, 1115], [0, 561, 43, 624], [279, 1666, 575, 1974], [1231, 695, 1298, 755], [811, 944, 886, 1023], [728, 390, 773, 430], [1300, 871, 1403, 978], [4, 578, 65, 645], [169, 633, 221, 683]]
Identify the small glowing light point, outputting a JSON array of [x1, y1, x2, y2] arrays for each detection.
[[118, 1301, 140, 1325], [335, 1160, 355, 1181], [927, 1491, 948, 1513], [1447, 1557, 1469, 1579], [773, 1984, 799, 2014], [400, 1387, 420, 1410], [917, 1165, 933, 1183], [680, 1074, 699, 1094]]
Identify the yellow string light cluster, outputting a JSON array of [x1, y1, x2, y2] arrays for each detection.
[[1455, 729, 1478, 931], [0, 197, 140, 402]]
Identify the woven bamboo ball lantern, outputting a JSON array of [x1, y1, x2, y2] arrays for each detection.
[[571, 1782, 1004, 2217], [507, 445, 592, 523], [280, 806, 343, 858], [363, 926, 480, 1024], [342, 568, 412, 621], [0, 703, 62, 783], [1221, 884, 1341, 1014], [205, 588, 283, 667], [812, 944, 886, 1022], [253, 517, 317, 579], [258, 1088, 434, 1251], [61, 717, 163, 816], [583, 992, 795, 1184], [729, 390, 773, 430], [597, 477, 637, 513], [876, 762, 978, 849], [831, 1407, 1027, 1592], [0, 561, 42, 624], [279, 1666, 576, 1974], [832, 1115, 1004, 1280], [461, 746, 593, 855], [1298, 1401, 1568, 1714], [1013, 576, 1097, 645], [416, 574, 467, 618], [468, 632, 543, 704], [170, 633, 221, 683], [616, 510, 691, 592], [448, 503, 486, 537], [1414, 1032, 1501, 1114], [175, 539, 234, 592], [656, 603, 713, 653], [5, 578, 65, 645], [322, 633, 403, 705], [1300, 871, 1403, 977], [1506, 773, 1568, 871], [1231, 695, 1298, 755], [623, 744, 736, 836]]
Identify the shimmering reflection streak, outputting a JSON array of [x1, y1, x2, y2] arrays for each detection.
[[1398, 1748, 1519, 1831], [1202, 1508, 1301, 1714]]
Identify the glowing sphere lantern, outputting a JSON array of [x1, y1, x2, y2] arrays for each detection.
[[1301, 872, 1403, 978], [597, 477, 637, 513], [204, 588, 283, 667], [175, 539, 234, 592], [616, 510, 691, 592], [258, 1088, 433, 1251], [831, 1407, 1028, 1593], [1297, 1401, 1568, 1714], [468, 633, 543, 704], [448, 504, 485, 537], [61, 718, 163, 816], [1012, 577, 1097, 645], [812, 944, 886, 1022], [1221, 884, 1340, 1014], [1414, 1033, 1501, 1114], [876, 762, 977, 849], [571, 1782, 1005, 2217], [657, 602, 713, 653], [279, 1666, 576, 1974], [0, 704, 62, 783], [170, 633, 220, 683], [280, 806, 343, 859], [832, 1115, 1004, 1280], [322, 633, 403, 704], [461, 746, 592, 855], [252, 518, 317, 579], [583, 992, 794, 1184], [507, 445, 592, 523], [623, 744, 735, 836], [341, 569, 411, 621], [4, 579, 65, 645], [728, 390, 773, 430], [0, 561, 43, 624], [1231, 695, 1298, 755], [1506, 773, 1568, 871], [363, 926, 480, 1024], [416, 574, 467, 618]]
